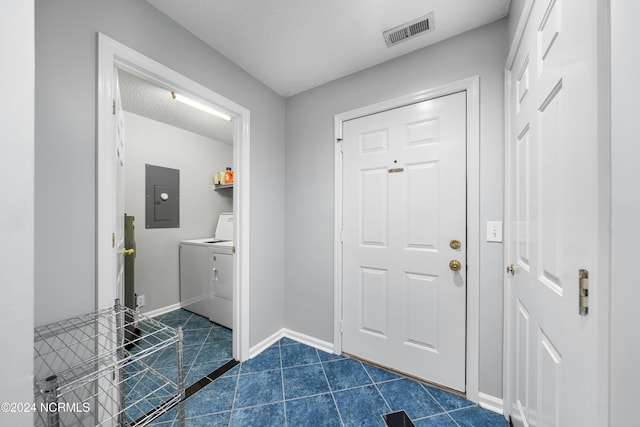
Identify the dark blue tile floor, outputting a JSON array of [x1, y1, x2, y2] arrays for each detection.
[[142, 309, 232, 386], [138, 310, 507, 427], [124, 309, 233, 423]]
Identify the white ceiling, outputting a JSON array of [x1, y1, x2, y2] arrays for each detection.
[[146, 0, 512, 97], [122, 1, 511, 140]]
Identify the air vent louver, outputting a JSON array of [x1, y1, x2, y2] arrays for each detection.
[[383, 13, 434, 47]]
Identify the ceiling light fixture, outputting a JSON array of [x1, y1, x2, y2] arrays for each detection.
[[170, 91, 232, 121]]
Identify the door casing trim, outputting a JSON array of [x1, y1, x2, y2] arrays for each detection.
[[96, 33, 251, 361], [333, 76, 480, 403]]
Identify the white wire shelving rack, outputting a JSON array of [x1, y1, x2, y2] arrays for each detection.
[[33, 300, 185, 427]]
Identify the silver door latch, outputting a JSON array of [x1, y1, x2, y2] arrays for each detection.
[[579, 269, 589, 316]]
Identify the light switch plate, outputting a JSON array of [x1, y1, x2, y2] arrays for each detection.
[[486, 221, 503, 242]]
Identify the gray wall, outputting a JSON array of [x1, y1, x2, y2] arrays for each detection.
[[284, 20, 508, 398], [34, 0, 286, 349], [1, 1, 34, 425], [507, 0, 526, 43], [123, 112, 233, 315], [611, 1, 640, 425]]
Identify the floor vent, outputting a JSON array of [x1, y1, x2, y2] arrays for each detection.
[[383, 13, 434, 47], [383, 410, 416, 427]]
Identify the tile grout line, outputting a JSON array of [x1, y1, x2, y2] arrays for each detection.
[[187, 325, 215, 378], [141, 359, 239, 426], [141, 311, 237, 426], [419, 383, 450, 413], [418, 383, 462, 427], [279, 339, 289, 427], [317, 351, 346, 427], [179, 311, 235, 425], [359, 361, 394, 422], [176, 315, 224, 387], [323, 379, 397, 395], [155, 311, 190, 425], [448, 412, 463, 427], [151, 311, 499, 427], [129, 312, 194, 407], [228, 359, 242, 423]]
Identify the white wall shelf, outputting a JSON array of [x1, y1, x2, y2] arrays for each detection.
[[214, 183, 234, 190]]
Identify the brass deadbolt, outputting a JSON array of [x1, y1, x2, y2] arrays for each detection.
[[450, 239, 462, 250]]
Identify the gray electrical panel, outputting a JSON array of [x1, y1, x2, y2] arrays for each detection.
[[145, 164, 180, 228]]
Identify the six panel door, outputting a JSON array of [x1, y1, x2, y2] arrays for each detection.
[[342, 92, 467, 391]]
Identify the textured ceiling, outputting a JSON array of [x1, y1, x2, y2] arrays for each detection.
[[146, 0, 511, 97], [118, 70, 233, 143], [120, 1, 511, 138]]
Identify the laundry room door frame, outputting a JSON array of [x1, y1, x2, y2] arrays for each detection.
[[333, 76, 480, 403], [96, 33, 251, 361]]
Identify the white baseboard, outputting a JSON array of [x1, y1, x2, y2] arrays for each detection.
[[478, 392, 504, 415], [249, 329, 285, 358], [248, 328, 336, 359], [281, 328, 334, 354], [142, 303, 181, 319]]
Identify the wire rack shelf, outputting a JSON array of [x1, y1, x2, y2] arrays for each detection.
[[33, 300, 185, 427]]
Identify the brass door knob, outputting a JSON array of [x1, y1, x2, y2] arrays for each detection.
[[450, 239, 462, 250], [123, 248, 135, 256], [449, 260, 462, 271], [506, 264, 515, 275]]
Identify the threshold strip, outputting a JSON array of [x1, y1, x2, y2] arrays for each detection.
[[130, 358, 240, 426]]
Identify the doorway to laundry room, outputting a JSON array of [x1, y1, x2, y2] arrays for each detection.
[[117, 69, 234, 318], [115, 67, 238, 388], [97, 34, 252, 366]]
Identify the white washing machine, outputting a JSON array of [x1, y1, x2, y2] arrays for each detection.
[[208, 213, 234, 329], [179, 212, 234, 329]]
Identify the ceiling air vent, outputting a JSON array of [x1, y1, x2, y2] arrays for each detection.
[[383, 13, 434, 47]]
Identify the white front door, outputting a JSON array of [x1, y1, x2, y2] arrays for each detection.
[[505, 0, 604, 425], [342, 92, 467, 391]]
